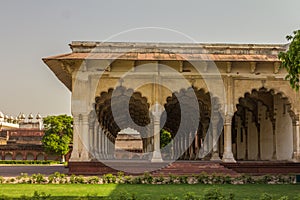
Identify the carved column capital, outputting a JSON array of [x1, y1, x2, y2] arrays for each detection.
[[150, 103, 164, 122], [225, 113, 233, 125]]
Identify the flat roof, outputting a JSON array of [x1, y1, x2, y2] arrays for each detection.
[[43, 41, 287, 91]]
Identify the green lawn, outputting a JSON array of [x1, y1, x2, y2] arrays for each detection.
[[0, 184, 299, 199]]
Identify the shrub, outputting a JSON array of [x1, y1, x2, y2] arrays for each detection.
[[196, 172, 209, 184], [68, 174, 85, 184], [154, 175, 165, 184], [239, 175, 255, 184], [117, 171, 125, 183], [261, 175, 272, 184], [87, 176, 99, 184], [102, 174, 116, 184], [124, 176, 133, 184], [168, 174, 178, 184], [132, 176, 142, 184], [203, 188, 233, 200], [16, 173, 29, 184], [75, 175, 86, 184], [0, 176, 4, 184], [69, 174, 76, 184], [47, 172, 67, 184], [0, 160, 61, 165], [31, 191, 51, 199], [179, 175, 188, 184], [183, 192, 200, 200], [30, 173, 47, 184], [142, 172, 153, 184]]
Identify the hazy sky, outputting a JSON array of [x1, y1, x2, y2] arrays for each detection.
[[0, 0, 299, 117]]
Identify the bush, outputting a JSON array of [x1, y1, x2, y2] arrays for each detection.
[[102, 174, 116, 184], [142, 172, 153, 184], [0, 176, 4, 184], [203, 188, 234, 200], [0, 160, 61, 165], [168, 174, 178, 184], [183, 192, 200, 200], [30, 173, 47, 184], [75, 175, 86, 184], [48, 172, 67, 184], [87, 176, 99, 184], [132, 176, 142, 184], [31, 191, 51, 199], [196, 173, 207, 184], [179, 175, 188, 184], [154, 175, 164, 184]]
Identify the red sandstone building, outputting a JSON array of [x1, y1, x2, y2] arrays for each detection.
[[0, 112, 61, 161]]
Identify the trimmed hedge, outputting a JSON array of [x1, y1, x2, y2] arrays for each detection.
[[0, 172, 296, 185], [0, 160, 63, 165]]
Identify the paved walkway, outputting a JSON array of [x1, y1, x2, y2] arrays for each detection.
[[0, 165, 68, 177]]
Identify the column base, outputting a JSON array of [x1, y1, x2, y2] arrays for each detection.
[[69, 150, 80, 161], [210, 152, 221, 161], [222, 152, 236, 163], [151, 150, 163, 162], [80, 150, 91, 161], [291, 152, 300, 162], [271, 154, 277, 161]]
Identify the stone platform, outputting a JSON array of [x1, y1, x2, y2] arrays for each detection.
[[68, 160, 300, 176], [68, 160, 238, 176], [221, 161, 300, 175]]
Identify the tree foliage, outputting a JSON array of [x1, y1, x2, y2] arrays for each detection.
[[42, 115, 73, 159], [278, 30, 300, 91], [160, 129, 172, 148]]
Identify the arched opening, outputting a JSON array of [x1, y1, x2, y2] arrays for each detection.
[[232, 87, 294, 161], [15, 152, 23, 160], [93, 86, 151, 160], [162, 87, 223, 160], [26, 153, 34, 160], [4, 153, 12, 160], [36, 153, 45, 160], [114, 128, 143, 159]]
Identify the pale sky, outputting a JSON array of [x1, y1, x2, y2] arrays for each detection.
[[0, 0, 299, 117]]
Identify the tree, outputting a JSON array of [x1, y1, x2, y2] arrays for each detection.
[[160, 129, 172, 148], [278, 30, 300, 91], [42, 115, 73, 162]]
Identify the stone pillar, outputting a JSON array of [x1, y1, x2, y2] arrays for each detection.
[[80, 114, 90, 161], [272, 122, 277, 160], [151, 103, 163, 162], [222, 114, 236, 162], [103, 130, 107, 159], [211, 125, 221, 161], [210, 113, 221, 161], [292, 116, 300, 162], [69, 115, 80, 161]]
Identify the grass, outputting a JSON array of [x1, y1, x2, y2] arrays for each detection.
[[0, 184, 300, 199]]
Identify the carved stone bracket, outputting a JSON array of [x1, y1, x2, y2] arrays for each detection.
[[226, 62, 232, 73], [273, 62, 280, 74], [250, 62, 256, 74]]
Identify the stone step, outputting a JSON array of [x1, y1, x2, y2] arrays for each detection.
[[152, 161, 239, 176]]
